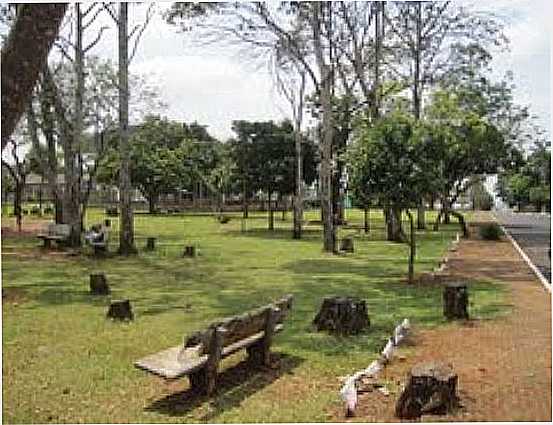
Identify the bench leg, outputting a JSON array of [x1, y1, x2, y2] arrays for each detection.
[[189, 327, 225, 396], [247, 307, 278, 367], [189, 369, 208, 395]]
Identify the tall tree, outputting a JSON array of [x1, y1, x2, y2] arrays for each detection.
[[104, 2, 154, 255], [273, 32, 308, 238], [348, 113, 439, 283], [385, 1, 507, 229], [117, 2, 135, 254]]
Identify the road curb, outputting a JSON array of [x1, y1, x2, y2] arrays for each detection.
[[492, 213, 551, 293]]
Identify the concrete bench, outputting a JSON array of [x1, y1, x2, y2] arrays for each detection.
[[134, 294, 293, 395], [37, 223, 71, 248]]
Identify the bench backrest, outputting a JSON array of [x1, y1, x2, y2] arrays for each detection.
[[184, 294, 293, 353], [47, 223, 71, 237]]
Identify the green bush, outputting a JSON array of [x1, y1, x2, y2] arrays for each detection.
[[479, 222, 503, 240]]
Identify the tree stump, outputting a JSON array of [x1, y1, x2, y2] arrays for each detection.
[[107, 300, 133, 321], [146, 237, 156, 251], [340, 237, 354, 253], [90, 273, 110, 295], [104, 219, 111, 228], [395, 361, 458, 419], [183, 245, 196, 257], [443, 282, 469, 320], [313, 296, 370, 335]]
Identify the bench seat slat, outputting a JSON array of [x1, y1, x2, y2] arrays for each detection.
[[134, 324, 283, 379]]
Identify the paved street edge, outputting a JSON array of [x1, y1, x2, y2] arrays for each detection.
[[492, 212, 551, 293]]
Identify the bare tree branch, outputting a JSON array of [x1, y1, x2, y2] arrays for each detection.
[[84, 26, 109, 53], [128, 3, 155, 63]]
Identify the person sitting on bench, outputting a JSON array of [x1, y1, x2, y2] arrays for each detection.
[[84, 224, 106, 245]]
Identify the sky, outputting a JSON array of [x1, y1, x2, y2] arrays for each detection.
[[4, 1, 550, 144], [78, 0, 550, 143]]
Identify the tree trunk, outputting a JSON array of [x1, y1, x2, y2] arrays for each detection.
[[412, 3, 427, 231], [38, 68, 63, 223], [387, 206, 405, 242], [268, 191, 274, 231], [372, 1, 385, 120], [405, 209, 416, 284], [54, 198, 63, 224], [417, 200, 426, 230], [61, 4, 84, 248], [292, 74, 305, 240], [312, 3, 335, 253], [363, 207, 370, 234], [242, 180, 249, 219], [433, 209, 442, 231], [117, 2, 136, 255], [14, 180, 23, 233], [148, 195, 157, 214], [1, 4, 67, 150]]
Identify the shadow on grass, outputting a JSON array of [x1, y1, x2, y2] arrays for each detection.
[[224, 228, 322, 241], [145, 352, 303, 420]]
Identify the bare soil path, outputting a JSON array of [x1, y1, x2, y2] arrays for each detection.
[[339, 213, 552, 422]]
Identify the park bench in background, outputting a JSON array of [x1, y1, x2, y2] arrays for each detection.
[[135, 294, 293, 395], [37, 223, 71, 248]]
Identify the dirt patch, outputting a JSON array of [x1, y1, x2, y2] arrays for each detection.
[[332, 214, 552, 422]]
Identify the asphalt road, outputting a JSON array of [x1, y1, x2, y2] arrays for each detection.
[[494, 210, 551, 284]]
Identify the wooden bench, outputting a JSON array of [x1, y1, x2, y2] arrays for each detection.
[[37, 223, 71, 248], [134, 294, 293, 395]]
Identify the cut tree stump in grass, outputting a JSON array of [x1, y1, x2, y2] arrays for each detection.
[[183, 245, 196, 257], [146, 237, 156, 251], [313, 296, 370, 335], [443, 282, 469, 320], [395, 361, 458, 419], [90, 273, 110, 295], [340, 237, 354, 253], [107, 300, 134, 321]]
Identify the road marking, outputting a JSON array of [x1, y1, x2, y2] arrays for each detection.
[[493, 213, 551, 293]]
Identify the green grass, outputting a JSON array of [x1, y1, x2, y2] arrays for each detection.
[[2, 208, 507, 423]]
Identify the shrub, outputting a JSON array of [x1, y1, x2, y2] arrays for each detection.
[[479, 222, 503, 240], [43, 206, 54, 215], [30, 206, 41, 215]]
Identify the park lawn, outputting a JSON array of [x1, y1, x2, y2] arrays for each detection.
[[1, 208, 507, 423]]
